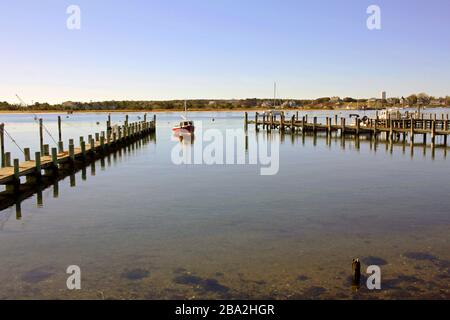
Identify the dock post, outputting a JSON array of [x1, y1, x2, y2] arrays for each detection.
[[444, 115, 448, 146], [100, 132, 106, 152], [35, 152, 41, 176], [95, 132, 100, 142], [389, 119, 394, 141], [312, 117, 317, 134], [69, 140, 75, 161], [58, 116, 62, 142], [335, 114, 338, 125], [13, 158, 19, 180], [244, 112, 248, 131], [0, 123, 5, 167], [51, 147, 58, 167], [431, 120, 436, 144], [341, 118, 346, 136], [327, 117, 331, 135], [39, 118, 44, 154], [90, 138, 95, 155], [24, 148, 30, 161], [5, 152, 11, 167], [296, 111, 299, 121], [81, 141, 86, 160], [43, 144, 50, 156], [255, 112, 259, 131], [291, 115, 295, 132], [301, 116, 305, 134], [143, 113, 147, 122], [58, 141, 64, 153], [410, 118, 415, 143], [125, 115, 129, 127], [352, 258, 361, 287], [280, 113, 285, 132], [373, 118, 378, 138], [356, 118, 360, 136]]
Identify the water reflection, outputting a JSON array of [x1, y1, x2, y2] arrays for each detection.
[[0, 135, 156, 220]]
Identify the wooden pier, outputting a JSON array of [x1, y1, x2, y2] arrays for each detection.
[[0, 116, 156, 198], [244, 112, 450, 145]]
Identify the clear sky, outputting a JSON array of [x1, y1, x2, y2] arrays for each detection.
[[1, 0, 449, 103]]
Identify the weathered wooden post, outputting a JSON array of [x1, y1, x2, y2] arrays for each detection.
[[444, 115, 448, 146], [291, 115, 295, 132], [24, 148, 30, 161], [51, 147, 58, 167], [35, 152, 41, 177], [0, 123, 5, 167], [100, 132, 106, 152], [352, 258, 361, 287], [125, 114, 129, 127], [301, 116, 305, 133], [95, 132, 100, 142], [280, 113, 285, 132], [356, 117, 360, 136], [326, 117, 331, 136], [389, 119, 394, 141], [39, 118, 44, 154], [69, 139, 75, 161], [410, 118, 415, 142], [255, 112, 259, 131], [58, 141, 64, 153], [13, 158, 19, 180], [81, 140, 86, 160], [296, 111, 299, 120], [335, 114, 338, 125], [341, 117, 346, 136], [5, 152, 11, 167], [312, 116, 317, 134], [43, 144, 50, 156], [143, 113, 147, 122], [244, 112, 248, 131], [431, 119, 436, 144], [90, 138, 95, 155], [58, 116, 62, 142]]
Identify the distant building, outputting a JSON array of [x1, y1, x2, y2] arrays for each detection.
[[329, 96, 341, 102], [381, 91, 387, 100]]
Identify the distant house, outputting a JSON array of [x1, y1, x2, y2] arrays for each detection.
[[329, 96, 340, 102], [261, 101, 273, 108], [281, 100, 297, 107]]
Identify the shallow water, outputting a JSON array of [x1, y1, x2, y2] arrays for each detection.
[[0, 110, 449, 299]]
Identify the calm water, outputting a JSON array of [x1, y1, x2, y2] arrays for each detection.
[[0, 110, 449, 299]]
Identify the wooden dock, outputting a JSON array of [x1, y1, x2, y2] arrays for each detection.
[[244, 112, 450, 145], [0, 116, 156, 197]]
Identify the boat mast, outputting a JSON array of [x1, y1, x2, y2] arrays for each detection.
[[273, 82, 277, 108]]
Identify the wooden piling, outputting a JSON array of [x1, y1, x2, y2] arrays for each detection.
[[0, 123, 4, 168], [341, 118, 346, 136], [43, 144, 50, 156], [244, 112, 248, 131], [255, 112, 259, 131], [24, 148, 30, 161], [13, 159, 19, 180], [81, 141, 86, 160], [5, 152, 11, 167], [39, 118, 44, 154], [410, 119, 415, 142], [35, 152, 41, 175], [352, 258, 361, 287], [51, 147, 58, 167], [58, 116, 62, 142]]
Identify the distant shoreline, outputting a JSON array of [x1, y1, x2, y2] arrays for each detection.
[[1, 106, 449, 115]]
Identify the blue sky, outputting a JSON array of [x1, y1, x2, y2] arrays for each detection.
[[1, 0, 449, 103]]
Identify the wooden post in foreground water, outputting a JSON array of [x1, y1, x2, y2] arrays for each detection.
[[244, 112, 248, 131], [352, 258, 361, 287]]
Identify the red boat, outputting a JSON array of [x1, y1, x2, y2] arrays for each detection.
[[172, 101, 195, 133], [172, 120, 195, 133]]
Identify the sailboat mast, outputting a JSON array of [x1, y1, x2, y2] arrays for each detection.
[[273, 82, 276, 108]]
